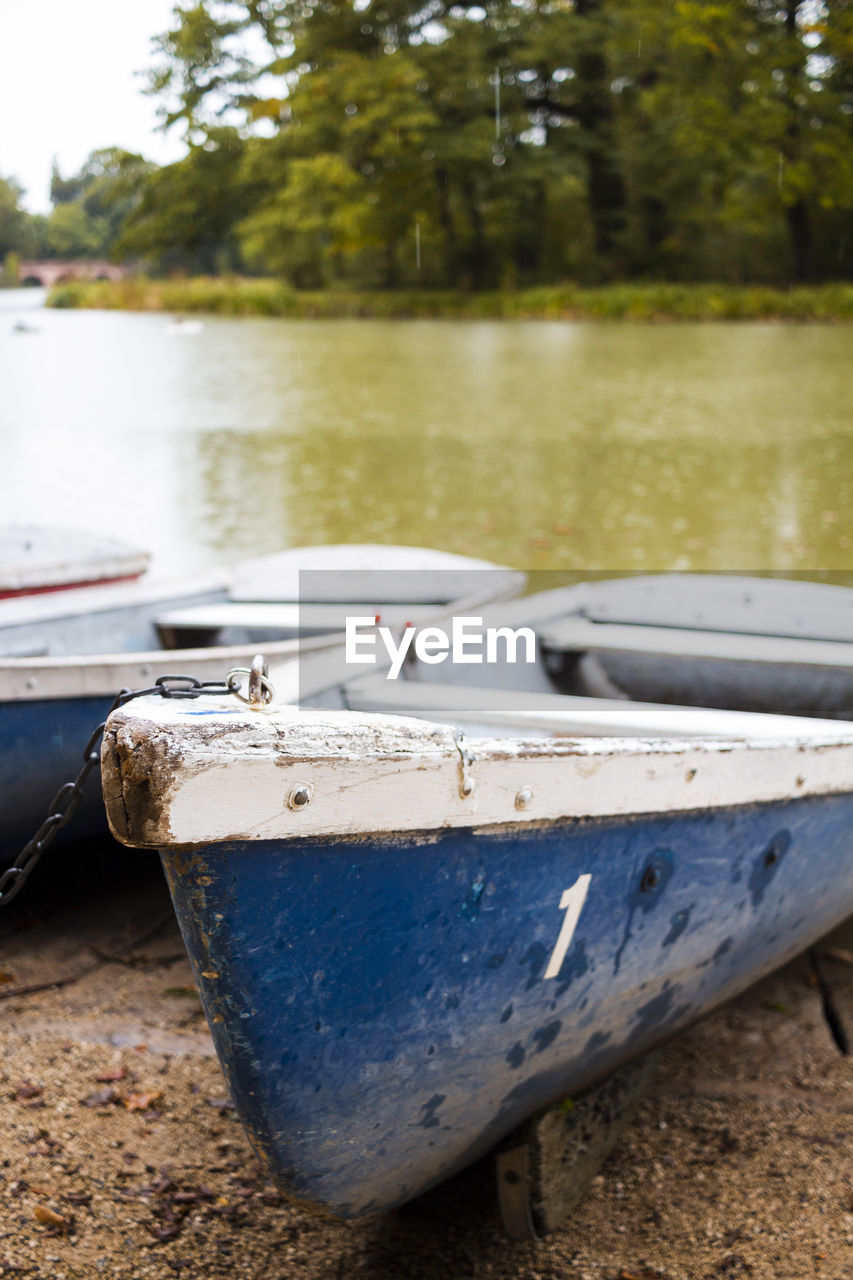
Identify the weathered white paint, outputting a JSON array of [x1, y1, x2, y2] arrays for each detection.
[[102, 696, 853, 849]]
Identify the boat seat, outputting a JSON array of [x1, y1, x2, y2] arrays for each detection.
[[157, 602, 302, 646], [344, 674, 847, 740], [0, 641, 50, 659], [155, 602, 438, 649], [540, 618, 853, 670]]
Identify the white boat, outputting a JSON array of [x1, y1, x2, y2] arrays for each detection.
[[0, 544, 521, 867], [0, 525, 150, 598]]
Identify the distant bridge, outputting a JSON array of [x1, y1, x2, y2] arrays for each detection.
[[18, 260, 128, 287]]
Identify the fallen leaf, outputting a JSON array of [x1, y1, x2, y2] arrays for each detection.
[[33, 1205, 66, 1229], [761, 999, 789, 1014], [125, 1090, 163, 1113]]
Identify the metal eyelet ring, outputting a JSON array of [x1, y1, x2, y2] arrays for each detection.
[[227, 663, 276, 706]]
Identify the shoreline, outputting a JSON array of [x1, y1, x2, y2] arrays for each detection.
[[3, 850, 852, 1279], [42, 277, 853, 322]]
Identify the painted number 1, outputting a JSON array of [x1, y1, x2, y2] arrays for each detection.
[[544, 873, 592, 980]]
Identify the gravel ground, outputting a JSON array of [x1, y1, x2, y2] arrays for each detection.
[[0, 843, 851, 1280]]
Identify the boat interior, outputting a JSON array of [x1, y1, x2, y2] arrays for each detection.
[[0, 551, 522, 663], [299, 574, 853, 740], [2, 565, 852, 743]]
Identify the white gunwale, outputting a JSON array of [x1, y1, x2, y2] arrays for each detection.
[[102, 696, 853, 850], [0, 637, 352, 702], [541, 616, 853, 670]]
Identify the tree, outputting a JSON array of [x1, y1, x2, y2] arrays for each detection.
[[0, 175, 38, 261], [615, 0, 853, 283], [116, 128, 259, 272], [133, 0, 853, 286], [44, 151, 155, 260], [239, 50, 441, 286]]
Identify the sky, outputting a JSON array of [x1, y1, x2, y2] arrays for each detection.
[[0, 1, 187, 212]]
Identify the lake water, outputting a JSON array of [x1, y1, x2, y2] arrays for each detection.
[[1, 287, 851, 581]]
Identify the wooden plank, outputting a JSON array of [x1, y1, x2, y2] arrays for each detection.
[[578, 574, 853, 642], [155, 601, 440, 636], [346, 674, 850, 740], [541, 617, 853, 670]]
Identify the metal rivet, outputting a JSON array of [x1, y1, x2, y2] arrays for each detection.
[[515, 788, 533, 810], [288, 784, 313, 810]]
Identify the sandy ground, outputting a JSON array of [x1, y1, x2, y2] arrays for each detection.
[[0, 842, 851, 1280]]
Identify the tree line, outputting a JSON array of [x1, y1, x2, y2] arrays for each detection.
[[4, 0, 853, 289]]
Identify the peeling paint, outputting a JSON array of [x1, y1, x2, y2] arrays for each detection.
[[749, 829, 791, 908]]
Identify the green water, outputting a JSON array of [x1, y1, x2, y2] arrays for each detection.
[[1, 292, 851, 578]]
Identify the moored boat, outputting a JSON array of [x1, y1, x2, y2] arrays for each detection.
[[0, 525, 150, 598], [0, 545, 520, 869], [99, 572, 853, 1229]]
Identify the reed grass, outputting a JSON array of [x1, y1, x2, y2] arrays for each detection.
[[47, 276, 853, 321]]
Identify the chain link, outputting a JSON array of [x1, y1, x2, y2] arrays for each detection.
[[0, 672, 249, 909]]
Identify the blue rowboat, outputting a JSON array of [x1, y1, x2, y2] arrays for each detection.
[[0, 545, 520, 866], [99, 573, 853, 1228]]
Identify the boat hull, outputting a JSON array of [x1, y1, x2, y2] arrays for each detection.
[[161, 791, 853, 1217], [0, 694, 115, 857]]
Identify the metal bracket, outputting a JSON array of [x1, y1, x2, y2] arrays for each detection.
[[495, 1050, 660, 1240]]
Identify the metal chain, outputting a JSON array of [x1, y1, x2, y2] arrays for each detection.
[[0, 670, 260, 909]]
